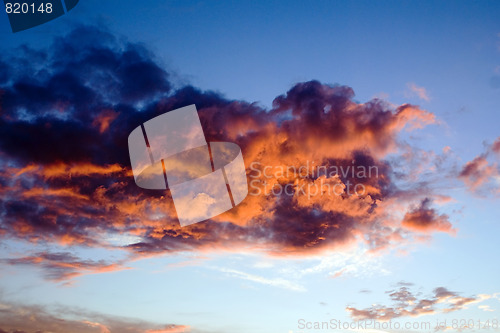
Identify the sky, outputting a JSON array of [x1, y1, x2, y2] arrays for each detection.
[[0, 1, 500, 333]]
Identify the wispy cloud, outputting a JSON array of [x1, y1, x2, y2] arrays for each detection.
[[216, 267, 306, 292], [458, 136, 500, 195], [291, 246, 390, 280], [405, 83, 431, 101], [145, 326, 191, 333], [478, 305, 495, 312], [401, 198, 454, 233]]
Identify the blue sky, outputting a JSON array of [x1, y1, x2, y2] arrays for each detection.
[[1, 1, 500, 333]]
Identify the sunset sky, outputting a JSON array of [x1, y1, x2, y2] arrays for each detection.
[[1, 1, 500, 333]]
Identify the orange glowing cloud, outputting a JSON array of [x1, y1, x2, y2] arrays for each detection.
[[401, 198, 453, 233], [0, 26, 453, 275], [0, 296, 190, 333]]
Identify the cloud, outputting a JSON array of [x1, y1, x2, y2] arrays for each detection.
[[145, 326, 190, 333], [0, 251, 129, 282], [401, 198, 453, 233], [217, 267, 306, 292], [81, 321, 111, 333], [478, 305, 495, 312], [0, 25, 453, 281], [458, 137, 500, 195], [491, 137, 500, 155], [346, 283, 494, 321], [0, 295, 190, 333], [459, 155, 498, 190], [405, 83, 430, 101]]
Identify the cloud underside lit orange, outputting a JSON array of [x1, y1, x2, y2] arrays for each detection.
[[0, 26, 455, 282]]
